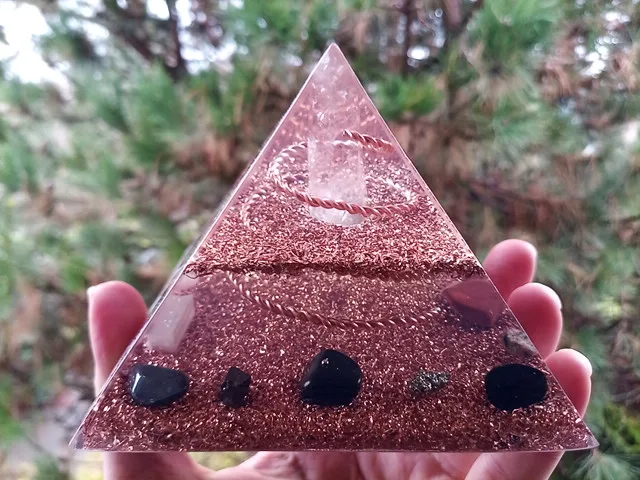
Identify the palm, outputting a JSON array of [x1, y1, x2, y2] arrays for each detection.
[[88, 240, 591, 480]]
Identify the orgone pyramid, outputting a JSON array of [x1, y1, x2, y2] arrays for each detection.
[[71, 44, 597, 453]]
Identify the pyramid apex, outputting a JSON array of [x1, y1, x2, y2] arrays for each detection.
[[318, 42, 349, 65], [325, 42, 342, 53]]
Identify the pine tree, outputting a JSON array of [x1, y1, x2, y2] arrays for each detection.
[[1, 0, 639, 477]]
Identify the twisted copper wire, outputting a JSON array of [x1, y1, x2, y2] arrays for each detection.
[[227, 129, 429, 327], [225, 271, 441, 330], [340, 129, 395, 153], [239, 185, 271, 228], [269, 129, 419, 217]]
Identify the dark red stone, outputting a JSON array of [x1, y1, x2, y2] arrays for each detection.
[[443, 278, 505, 328]]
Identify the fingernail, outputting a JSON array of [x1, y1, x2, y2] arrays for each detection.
[[87, 285, 98, 304], [574, 350, 593, 377], [523, 241, 538, 260], [533, 283, 563, 310], [548, 289, 562, 310]]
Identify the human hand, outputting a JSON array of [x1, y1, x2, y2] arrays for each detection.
[[88, 239, 591, 480]]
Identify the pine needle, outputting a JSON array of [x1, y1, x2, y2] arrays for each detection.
[[574, 451, 640, 480]]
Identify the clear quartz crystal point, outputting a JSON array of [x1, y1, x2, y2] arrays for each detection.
[[70, 44, 598, 453], [307, 136, 366, 225]]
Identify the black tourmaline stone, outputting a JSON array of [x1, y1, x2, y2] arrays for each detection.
[[129, 364, 189, 407], [485, 364, 548, 411], [300, 349, 362, 407], [409, 370, 450, 395], [220, 367, 251, 408]]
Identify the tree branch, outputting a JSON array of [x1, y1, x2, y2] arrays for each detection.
[[62, 4, 186, 81], [400, 0, 414, 77], [442, 0, 463, 33], [59, 9, 155, 62], [459, 0, 484, 32], [442, 0, 484, 37], [118, 29, 155, 63], [165, 0, 188, 81], [612, 213, 640, 224]]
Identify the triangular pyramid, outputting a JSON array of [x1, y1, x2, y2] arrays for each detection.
[[71, 44, 597, 453]]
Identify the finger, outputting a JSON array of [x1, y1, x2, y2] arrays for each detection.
[[507, 283, 563, 359], [466, 349, 592, 480], [483, 239, 537, 299], [545, 349, 592, 416], [88, 281, 148, 391], [228, 452, 359, 480], [105, 453, 211, 480], [88, 281, 206, 480]]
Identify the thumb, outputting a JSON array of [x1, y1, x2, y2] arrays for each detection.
[[88, 281, 148, 392], [87, 281, 206, 480]]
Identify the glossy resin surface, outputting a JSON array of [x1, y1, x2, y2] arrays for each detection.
[[71, 44, 597, 453]]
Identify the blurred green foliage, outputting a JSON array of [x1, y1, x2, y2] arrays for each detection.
[[470, 0, 559, 69], [0, 379, 23, 447], [376, 74, 444, 120], [0, 0, 639, 478]]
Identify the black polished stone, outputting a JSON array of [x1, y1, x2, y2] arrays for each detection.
[[485, 364, 548, 411], [220, 367, 252, 408], [300, 349, 362, 407], [129, 364, 189, 407], [409, 370, 450, 395]]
